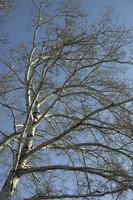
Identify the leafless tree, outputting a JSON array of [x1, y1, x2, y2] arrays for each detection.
[[0, 0, 15, 16], [0, 0, 133, 199], [0, 0, 15, 45]]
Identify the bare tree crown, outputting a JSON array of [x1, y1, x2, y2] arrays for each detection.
[[0, 1, 133, 199]]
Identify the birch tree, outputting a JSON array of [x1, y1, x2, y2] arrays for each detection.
[[0, 0, 133, 199]]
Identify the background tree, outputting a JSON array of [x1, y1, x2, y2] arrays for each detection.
[[0, 0, 14, 15], [0, 0, 133, 199], [0, 0, 15, 45]]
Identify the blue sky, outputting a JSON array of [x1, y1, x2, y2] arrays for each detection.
[[3, 0, 133, 45], [83, 0, 133, 26], [2, 0, 133, 83]]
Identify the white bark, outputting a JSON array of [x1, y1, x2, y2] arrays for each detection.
[[0, 170, 19, 200], [0, 120, 36, 199]]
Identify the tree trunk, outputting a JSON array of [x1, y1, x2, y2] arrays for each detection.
[[0, 170, 19, 200], [0, 123, 36, 199]]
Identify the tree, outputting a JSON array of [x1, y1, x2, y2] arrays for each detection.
[[0, 0, 14, 14], [0, 0, 15, 45], [0, 0, 133, 199]]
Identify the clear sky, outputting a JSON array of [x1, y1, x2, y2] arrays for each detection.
[[2, 0, 133, 83], [83, 0, 133, 26], [3, 0, 133, 45]]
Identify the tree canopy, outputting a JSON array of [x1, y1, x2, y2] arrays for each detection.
[[0, 1, 133, 199]]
